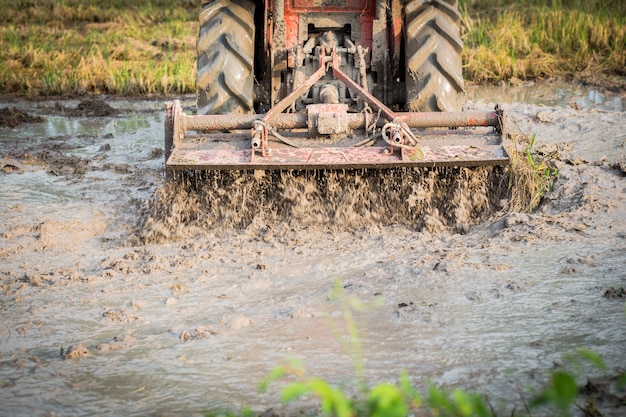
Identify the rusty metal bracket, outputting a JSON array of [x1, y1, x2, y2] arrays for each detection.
[[251, 120, 268, 157], [262, 46, 328, 124], [329, 48, 421, 154], [164, 100, 186, 162], [249, 46, 329, 155], [331, 48, 397, 123], [307, 103, 350, 136]]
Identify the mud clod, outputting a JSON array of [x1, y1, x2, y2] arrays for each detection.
[[2, 161, 24, 174], [54, 98, 119, 117], [603, 287, 626, 299], [63, 344, 90, 359], [0, 107, 44, 127], [102, 308, 138, 323], [149, 148, 163, 159], [95, 335, 135, 352], [180, 326, 220, 341]]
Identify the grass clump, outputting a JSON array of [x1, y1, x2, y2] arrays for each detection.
[[507, 131, 560, 212]]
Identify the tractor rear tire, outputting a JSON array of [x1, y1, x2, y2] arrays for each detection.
[[404, 0, 464, 112], [196, 0, 255, 115]]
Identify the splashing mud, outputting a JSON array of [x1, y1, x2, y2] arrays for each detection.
[[141, 166, 509, 242]]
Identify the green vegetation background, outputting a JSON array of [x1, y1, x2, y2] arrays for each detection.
[[0, 0, 624, 96]]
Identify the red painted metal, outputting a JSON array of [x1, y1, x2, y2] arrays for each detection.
[[390, 0, 402, 65], [264, 52, 327, 121], [283, 0, 376, 66], [167, 143, 508, 171]]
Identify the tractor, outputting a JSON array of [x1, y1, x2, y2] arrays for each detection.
[[164, 0, 507, 172]]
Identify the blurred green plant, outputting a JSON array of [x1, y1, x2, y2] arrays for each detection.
[[259, 280, 493, 417], [260, 361, 494, 417], [256, 282, 626, 417], [529, 348, 609, 417]]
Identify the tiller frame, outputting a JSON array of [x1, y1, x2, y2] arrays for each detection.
[[165, 47, 508, 172]]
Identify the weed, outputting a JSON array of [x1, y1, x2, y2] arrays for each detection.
[[257, 285, 625, 417], [261, 361, 493, 417], [524, 133, 561, 208], [259, 282, 493, 417], [531, 371, 579, 417], [507, 130, 560, 212], [529, 348, 624, 417]]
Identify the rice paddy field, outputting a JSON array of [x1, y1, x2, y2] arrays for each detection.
[[0, 0, 624, 97], [1, 2, 626, 416]]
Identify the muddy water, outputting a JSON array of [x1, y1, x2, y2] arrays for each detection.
[[1, 84, 625, 417], [467, 80, 624, 112]]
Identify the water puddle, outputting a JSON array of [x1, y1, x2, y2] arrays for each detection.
[[467, 80, 624, 112]]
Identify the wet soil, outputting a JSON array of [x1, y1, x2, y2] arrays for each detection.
[[0, 84, 625, 416], [0, 98, 119, 128], [52, 97, 120, 118], [0, 107, 44, 128]]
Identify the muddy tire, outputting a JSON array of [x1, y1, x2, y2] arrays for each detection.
[[404, 0, 464, 112], [196, 0, 255, 115]]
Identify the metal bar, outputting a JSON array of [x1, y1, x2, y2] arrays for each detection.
[[395, 111, 500, 128], [167, 144, 509, 171], [331, 49, 398, 122], [183, 109, 499, 131], [185, 113, 308, 131], [263, 53, 327, 122]]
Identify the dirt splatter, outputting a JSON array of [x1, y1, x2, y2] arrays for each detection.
[[604, 287, 626, 299], [1, 159, 25, 174], [140, 166, 509, 243]]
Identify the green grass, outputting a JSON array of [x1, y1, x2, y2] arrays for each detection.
[[506, 130, 561, 212], [0, 0, 197, 96], [461, 0, 626, 84], [0, 0, 624, 96]]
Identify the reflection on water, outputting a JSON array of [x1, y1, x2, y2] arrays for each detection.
[[2, 170, 77, 206], [467, 81, 624, 112]]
